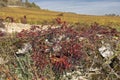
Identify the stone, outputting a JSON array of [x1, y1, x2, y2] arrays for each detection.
[[0, 20, 5, 28]]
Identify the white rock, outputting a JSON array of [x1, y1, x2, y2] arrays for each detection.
[[79, 37, 85, 41], [53, 45, 62, 52], [16, 43, 32, 54], [64, 71, 87, 80], [0, 28, 6, 32], [99, 42, 114, 59], [4, 22, 31, 33], [58, 34, 65, 41]]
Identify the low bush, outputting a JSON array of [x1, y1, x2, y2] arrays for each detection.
[[0, 18, 120, 80]]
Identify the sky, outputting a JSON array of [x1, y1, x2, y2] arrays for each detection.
[[29, 0, 120, 15]]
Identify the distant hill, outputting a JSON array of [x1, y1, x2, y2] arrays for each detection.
[[0, 7, 120, 26], [0, 0, 40, 8], [7, 0, 22, 5], [0, 6, 120, 30]]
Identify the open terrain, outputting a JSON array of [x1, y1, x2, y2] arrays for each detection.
[[0, 7, 120, 80], [0, 7, 120, 30]]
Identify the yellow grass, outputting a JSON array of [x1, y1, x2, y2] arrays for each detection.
[[0, 7, 120, 30]]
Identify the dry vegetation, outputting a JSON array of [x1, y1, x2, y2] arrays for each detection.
[[0, 7, 120, 80], [0, 7, 120, 29], [0, 18, 120, 80]]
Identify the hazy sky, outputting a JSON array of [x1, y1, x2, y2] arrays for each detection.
[[29, 0, 120, 15]]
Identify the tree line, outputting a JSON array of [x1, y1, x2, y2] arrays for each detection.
[[105, 14, 119, 16], [0, 0, 40, 9]]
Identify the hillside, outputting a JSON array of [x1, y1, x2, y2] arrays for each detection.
[[0, 7, 120, 29], [0, 0, 40, 8], [0, 17, 120, 80], [0, 4, 120, 80]]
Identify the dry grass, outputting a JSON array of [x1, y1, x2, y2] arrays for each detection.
[[0, 7, 120, 26]]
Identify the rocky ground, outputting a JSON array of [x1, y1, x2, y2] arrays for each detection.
[[1, 22, 60, 33], [0, 22, 120, 80]]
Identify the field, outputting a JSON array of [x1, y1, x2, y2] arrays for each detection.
[[0, 7, 120, 29], [0, 7, 120, 80]]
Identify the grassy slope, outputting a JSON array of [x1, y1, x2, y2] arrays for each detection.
[[0, 7, 120, 29]]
